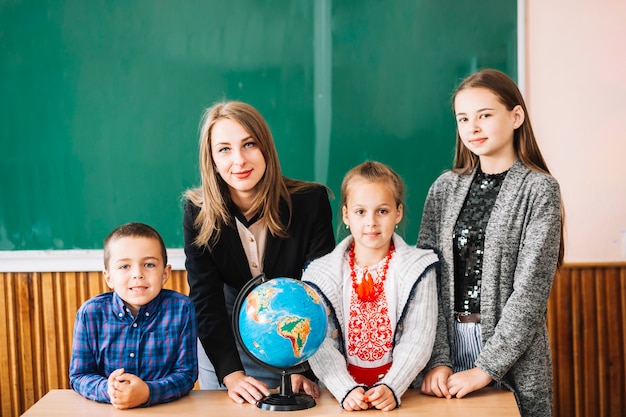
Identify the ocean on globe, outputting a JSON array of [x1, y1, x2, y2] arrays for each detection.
[[238, 277, 327, 369]]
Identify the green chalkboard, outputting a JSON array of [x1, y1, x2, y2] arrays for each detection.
[[0, 0, 516, 250]]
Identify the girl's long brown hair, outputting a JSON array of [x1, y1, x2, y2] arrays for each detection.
[[452, 69, 564, 268]]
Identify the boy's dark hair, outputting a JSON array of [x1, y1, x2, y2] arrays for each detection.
[[103, 222, 167, 269]]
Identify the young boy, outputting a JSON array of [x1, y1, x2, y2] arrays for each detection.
[[69, 222, 198, 409]]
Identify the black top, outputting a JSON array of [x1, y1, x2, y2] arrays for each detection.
[[183, 184, 335, 382], [453, 169, 508, 314]]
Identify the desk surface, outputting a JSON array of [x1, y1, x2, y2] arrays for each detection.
[[22, 388, 519, 416]]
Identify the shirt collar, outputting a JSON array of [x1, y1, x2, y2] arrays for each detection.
[[111, 290, 162, 321], [229, 201, 261, 227]]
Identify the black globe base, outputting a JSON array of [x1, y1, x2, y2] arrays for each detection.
[[257, 393, 316, 411], [255, 370, 316, 411]]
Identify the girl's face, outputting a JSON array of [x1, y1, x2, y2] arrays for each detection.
[[454, 87, 523, 170], [342, 178, 402, 260], [210, 118, 267, 206]]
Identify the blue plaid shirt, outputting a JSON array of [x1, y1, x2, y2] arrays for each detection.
[[69, 289, 198, 405]]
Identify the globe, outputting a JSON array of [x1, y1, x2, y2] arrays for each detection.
[[233, 275, 327, 411]]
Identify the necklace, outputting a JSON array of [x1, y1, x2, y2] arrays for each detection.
[[349, 241, 394, 302]]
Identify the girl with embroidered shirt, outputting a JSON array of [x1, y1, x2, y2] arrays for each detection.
[[418, 69, 563, 417], [303, 161, 438, 411]]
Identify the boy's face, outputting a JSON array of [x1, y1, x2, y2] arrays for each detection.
[[103, 236, 171, 315]]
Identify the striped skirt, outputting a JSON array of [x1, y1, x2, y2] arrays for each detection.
[[452, 321, 483, 373], [453, 321, 501, 387]]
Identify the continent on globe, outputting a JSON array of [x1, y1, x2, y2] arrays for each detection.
[[276, 316, 311, 358], [245, 288, 277, 323]]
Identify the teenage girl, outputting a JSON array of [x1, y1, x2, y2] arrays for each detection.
[[183, 101, 335, 405], [303, 161, 438, 411], [418, 69, 563, 417]]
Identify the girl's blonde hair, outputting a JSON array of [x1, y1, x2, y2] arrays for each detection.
[[185, 101, 317, 248], [341, 161, 405, 209]]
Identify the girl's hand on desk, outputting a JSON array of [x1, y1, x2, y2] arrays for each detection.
[[223, 371, 271, 405], [420, 366, 453, 398], [365, 385, 397, 411], [290, 374, 320, 398], [342, 387, 370, 411], [447, 367, 492, 398]]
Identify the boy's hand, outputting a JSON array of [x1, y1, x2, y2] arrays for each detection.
[[342, 387, 369, 411], [107, 368, 150, 409], [365, 385, 397, 411], [290, 374, 320, 398]]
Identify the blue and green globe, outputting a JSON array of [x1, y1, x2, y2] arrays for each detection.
[[238, 277, 327, 369]]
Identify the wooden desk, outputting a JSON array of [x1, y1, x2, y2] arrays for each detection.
[[21, 388, 519, 416]]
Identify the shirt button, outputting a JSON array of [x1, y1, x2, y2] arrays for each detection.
[[145, 312, 150, 317], [133, 323, 138, 328], [251, 262, 258, 269], [118, 313, 123, 318], [129, 352, 135, 358], [248, 236, 254, 242]]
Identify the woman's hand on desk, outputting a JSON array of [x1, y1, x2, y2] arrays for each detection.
[[223, 371, 271, 405], [290, 374, 320, 398]]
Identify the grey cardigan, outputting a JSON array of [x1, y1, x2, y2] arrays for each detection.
[[304, 234, 439, 407], [417, 160, 561, 417]]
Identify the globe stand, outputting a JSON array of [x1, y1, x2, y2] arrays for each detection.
[[233, 274, 325, 412], [256, 370, 316, 411]]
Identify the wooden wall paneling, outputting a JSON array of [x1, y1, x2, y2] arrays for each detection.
[[569, 268, 581, 417], [16, 273, 36, 413], [166, 270, 190, 295], [0, 273, 14, 417], [61, 272, 78, 390], [572, 268, 585, 417], [30, 273, 44, 403], [551, 264, 626, 417], [67, 272, 79, 387], [549, 267, 573, 417], [8, 273, 21, 417], [595, 268, 608, 416], [603, 267, 624, 415], [58, 271, 70, 388], [616, 267, 626, 404], [581, 268, 598, 416]]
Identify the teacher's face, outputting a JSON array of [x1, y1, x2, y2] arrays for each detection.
[[211, 118, 267, 204]]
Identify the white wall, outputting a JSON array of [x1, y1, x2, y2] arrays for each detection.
[[526, 0, 626, 262]]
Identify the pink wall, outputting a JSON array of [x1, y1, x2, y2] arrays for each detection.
[[526, 0, 626, 262]]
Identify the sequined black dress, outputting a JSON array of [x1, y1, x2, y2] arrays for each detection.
[[453, 169, 508, 314]]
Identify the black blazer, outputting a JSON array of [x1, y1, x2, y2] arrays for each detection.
[[183, 184, 335, 381]]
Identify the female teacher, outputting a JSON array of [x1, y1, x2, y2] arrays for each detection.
[[183, 101, 335, 405]]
